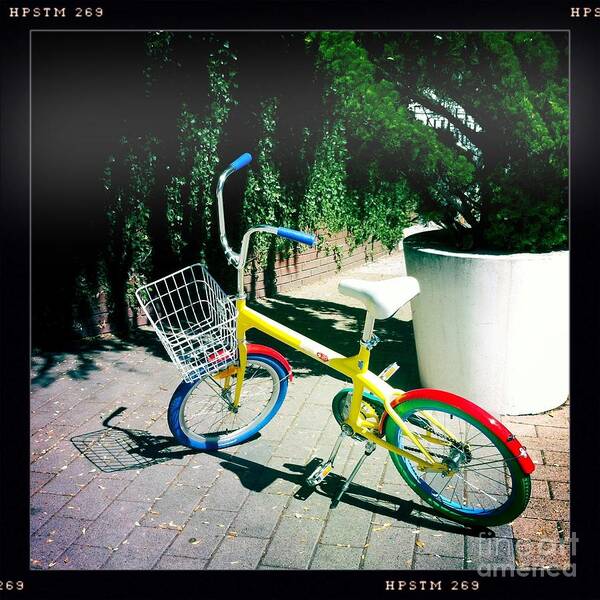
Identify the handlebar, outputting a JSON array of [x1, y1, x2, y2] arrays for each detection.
[[276, 227, 317, 247], [229, 152, 253, 172], [216, 152, 317, 298]]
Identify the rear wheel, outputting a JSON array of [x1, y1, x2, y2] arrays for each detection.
[[385, 397, 531, 526], [168, 353, 289, 450]]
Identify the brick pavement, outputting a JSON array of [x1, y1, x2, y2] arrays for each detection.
[[30, 252, 571, 571]]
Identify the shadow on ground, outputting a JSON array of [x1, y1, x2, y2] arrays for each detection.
[[70, 407, 194, 471], [34, 294, 420, 391], [31, 329, 170, 388], [71, 408, 490, 538]]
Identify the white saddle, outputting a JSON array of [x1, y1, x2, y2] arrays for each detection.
[[338, 277, 420, 320]]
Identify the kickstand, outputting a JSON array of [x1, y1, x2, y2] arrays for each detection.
[[330, 441, 376, 509], [305, 430, 347, 488]]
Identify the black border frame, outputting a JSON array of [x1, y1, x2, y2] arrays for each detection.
[[2, 1, 599, 598]]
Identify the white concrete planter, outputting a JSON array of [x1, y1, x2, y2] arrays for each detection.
[[403, 231, 569, 416]]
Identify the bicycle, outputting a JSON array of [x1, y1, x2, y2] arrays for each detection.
[[136, 152, 535, 527]]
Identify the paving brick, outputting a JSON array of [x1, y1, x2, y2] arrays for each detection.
[[549, 481, 569, 501], [273, 428, 321, 462], [356, 459, 388, 490], [414, 554, 464, 570], [530, 464, 569, 483], [30, 387, 59, 410], [527, 448, 544, 465], [522, 498, 569, 521], [530, 479, 551, 499], [276, 395, 308, 418], [512, 517, 559, 542], [50, 400, 106, 428], [504, 408, 569, 428], [515, 539, 571, 569], [261, 515, 324, 569], [285, 491, 332, 521], [233, 439, 275, 465], [52, 544, 112, 570], [31, 472, 54, 495], [38, 456, 97, 496], [78, 500, 150, 548], [370, 483, 415, 525], [260, 455, 304, 496], [207, 535, 269, 569], [504, 422, 537, 438], [535, 425, 569, 440], [88, 381, 134, 404], [258, 413, 295, 442], [154, 555, 208, 570], [31, 409, 59, 431], [31, 439, 79, 473], [102, 526, 177, 569], [311, 544, 363, 569], [30, 492, 71, 534], [142, 482, 203, 528], [321, 503, 371, 547], [165, 508, 236, 559], [177, 454, 223, 488], [31, 425, 73, 456], [292, 404, 334, 431], [201, 469, 250, 513], [363, 525, 416, 570], [31, 516, 92, 567], [57, 477, 129, 520], [47, 387, 94, 412], [542, 450, 569, 467], [415, 528, 464, 559], [117, 464, 182, 502], [466, 534, 514, 570], [518, 431, 568, 450], [230, 491, 288, 539]]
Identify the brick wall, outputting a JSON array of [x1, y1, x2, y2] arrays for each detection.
[[245, 230, 395, 298], [71, 231, 396, 338]]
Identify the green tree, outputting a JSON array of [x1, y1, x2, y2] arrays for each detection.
[[309, 32, 568, 252]]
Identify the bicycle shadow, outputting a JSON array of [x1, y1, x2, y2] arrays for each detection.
[[70, 408, 492, 537], [215, 451, 490, 537], [70, 407, 196, 472]]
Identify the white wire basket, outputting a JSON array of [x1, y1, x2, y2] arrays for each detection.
[[135, 264, 238, 383]]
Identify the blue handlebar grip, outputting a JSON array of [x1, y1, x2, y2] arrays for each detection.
[[276, 227, 317, 246], [229, 153, 252, 172]]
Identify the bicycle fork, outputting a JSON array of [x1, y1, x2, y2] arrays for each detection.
[[305, 428, 377, 508]]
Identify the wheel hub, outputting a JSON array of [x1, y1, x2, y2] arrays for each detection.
[[441, 443, 471, 476]]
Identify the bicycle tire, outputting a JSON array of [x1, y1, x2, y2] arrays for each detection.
[[384, 395, 531, 527], [168, 352, 289, 450]]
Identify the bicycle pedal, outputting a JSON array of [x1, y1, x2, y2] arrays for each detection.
[[306, 460, 334, 487]]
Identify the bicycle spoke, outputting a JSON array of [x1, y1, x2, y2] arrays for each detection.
[[454, 473, 502, 506]]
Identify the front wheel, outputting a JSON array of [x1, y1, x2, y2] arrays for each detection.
[[168, 353, 289, 450], [385, 396, 531, 527]]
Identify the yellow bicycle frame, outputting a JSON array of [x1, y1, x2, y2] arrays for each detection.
[[233, 298, 451, 473]]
